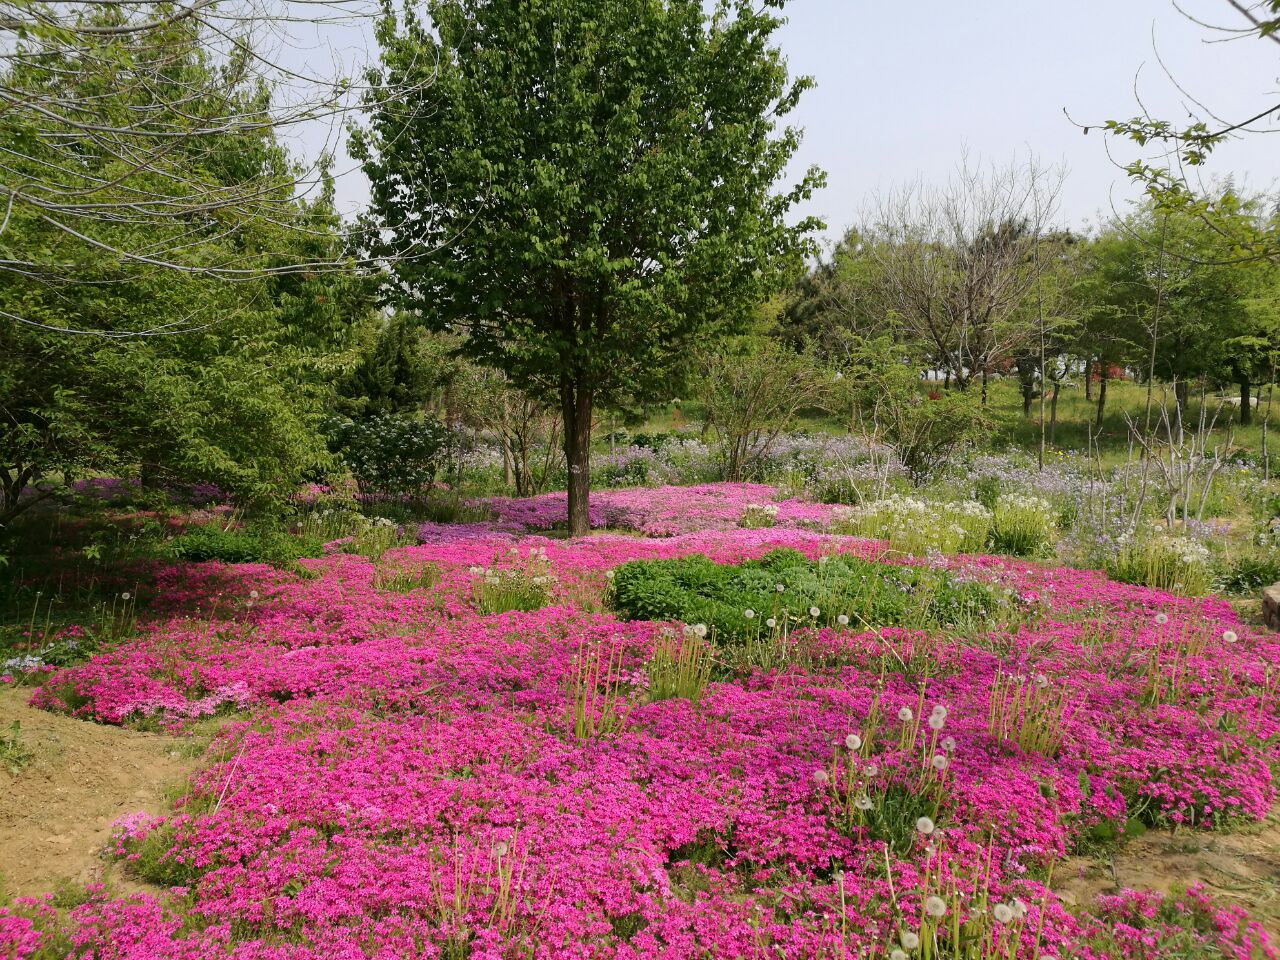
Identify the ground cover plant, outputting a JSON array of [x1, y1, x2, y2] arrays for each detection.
[[1, 482, 1278, 960]]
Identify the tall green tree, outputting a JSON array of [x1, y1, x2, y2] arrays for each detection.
[[354, 0, 824, 534], [0, 15, 365, 525]]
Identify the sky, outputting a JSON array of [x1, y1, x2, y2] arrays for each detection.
[[294, 0, 1279, 251]]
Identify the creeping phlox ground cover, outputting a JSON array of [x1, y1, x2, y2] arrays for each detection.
[[2, 489, 1279, 960]]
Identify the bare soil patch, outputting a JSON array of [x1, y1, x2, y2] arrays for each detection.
[[1057, 815, 1280, 938], [0, 686, 196, 899]]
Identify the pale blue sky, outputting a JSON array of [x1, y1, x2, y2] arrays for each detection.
[[771, 0, 1278, 247], [308, 0, 1278, 247]]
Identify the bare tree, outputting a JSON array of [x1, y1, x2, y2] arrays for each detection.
[[862, 155, 1066, 402]]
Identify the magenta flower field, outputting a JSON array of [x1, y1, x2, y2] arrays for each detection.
[[3, 484, 1279, 960]]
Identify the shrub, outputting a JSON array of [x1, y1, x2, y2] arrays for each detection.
[[327, 412, 449, 496], [609, 548, 1009, 643], [1216, 555, 1280, 595], [168, 525, 325, 567], [990, 494, 1057, 557]]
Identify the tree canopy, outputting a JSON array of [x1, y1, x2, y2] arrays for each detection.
[[355, 0, 824, 534]]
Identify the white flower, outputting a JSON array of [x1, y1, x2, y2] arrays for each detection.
[[930, 705, 948, 721], [765, 617, 777, 628], [121, 591, 131, 601], [845, 733, 862, 751], [692, 624, 707, 638], [809, 606, 820, 618], [924, 895, 947, 918], [493, 841, 509, 858], [930, 754, 948, 771], [743, 609, 755, 620], [992, 903, 1014, 924], [249, 590, 259, 600], [775, 583, 786, 593], [854, 795, 873, 811], [900, 930, 920, 950], [1012, 898, 1027, 920], [915, 816, 935, 835], [897, 707, 913, 722], [837, 614, 849, 626], [866, 764, 879, 777], [941, 736, 956, 753], [605, 570, 615, 580], [1222, 629, 1238, 644], [813, 769, 830, 785], [927, 714, 946, 731], [890, 951, 907, 960]]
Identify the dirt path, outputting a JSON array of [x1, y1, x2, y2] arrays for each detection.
[[1057, 815, 1280, 938], [0, 686, 197, 899]]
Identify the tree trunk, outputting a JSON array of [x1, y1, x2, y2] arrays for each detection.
[[560, 377, 594, 537], [501, 435, 514, 489], [1095, 363, 1108, 429], [1049, 380, 1061, 444], [1239, 378, 1253, 426], [1084, 358, 1093, 401], [1175, 378, 1189, 412], [980, 368, 989, 407]]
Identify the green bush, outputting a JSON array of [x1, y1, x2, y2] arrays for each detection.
[[168, 525, 325, 567], [326, 412, 449, 496], [609, 548, 1009, 643], [1216, 555, 1280, 595]]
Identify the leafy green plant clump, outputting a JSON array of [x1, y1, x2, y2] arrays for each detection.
[[609, 548, 1008, 642], [168, 525, 325, 568]]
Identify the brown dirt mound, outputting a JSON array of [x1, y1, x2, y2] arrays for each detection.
[[0, 686, 196, 899]]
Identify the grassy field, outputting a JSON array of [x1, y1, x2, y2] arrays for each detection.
[[636, 376, 1279, 468]]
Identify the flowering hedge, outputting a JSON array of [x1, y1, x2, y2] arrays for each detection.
[[2, 495, 1278, 959]]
